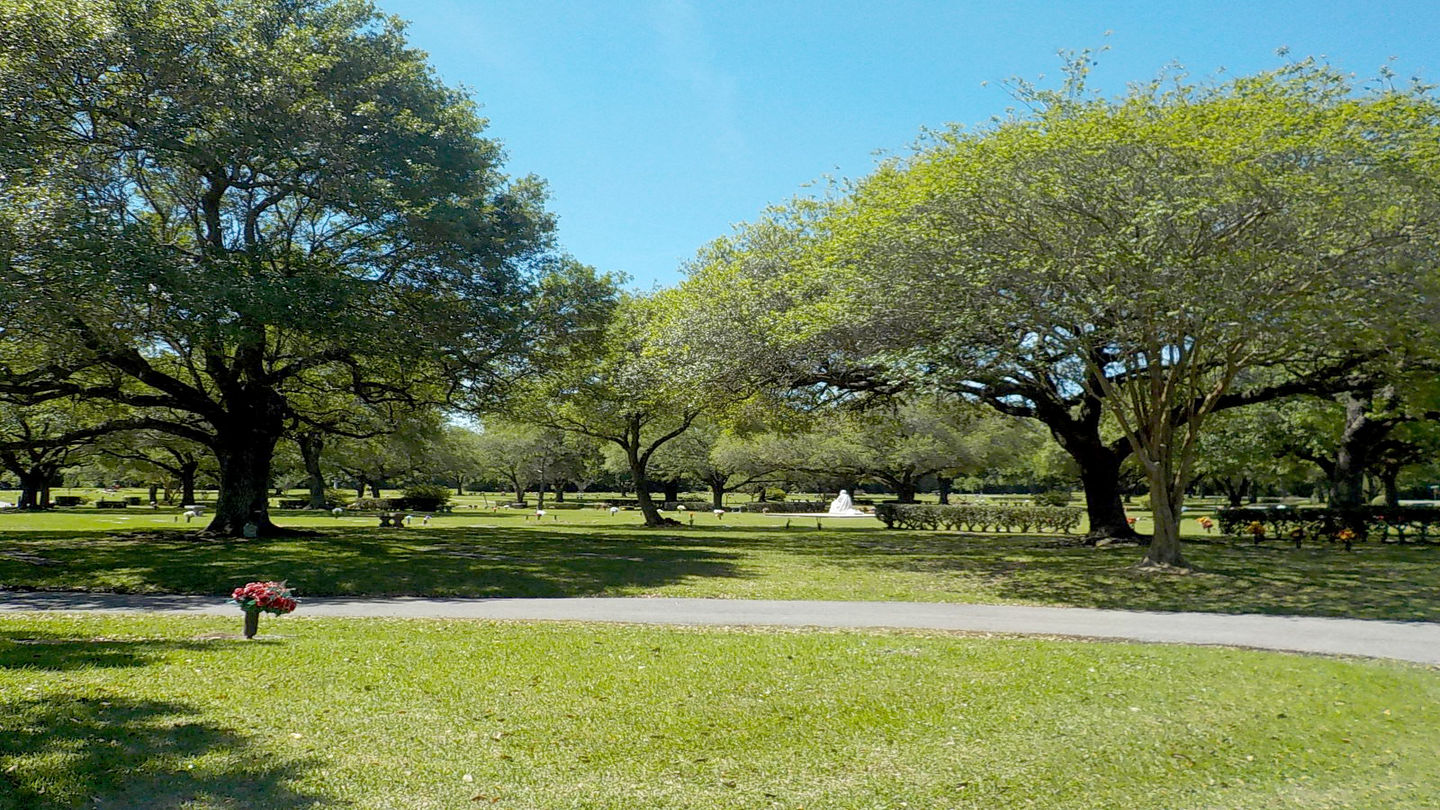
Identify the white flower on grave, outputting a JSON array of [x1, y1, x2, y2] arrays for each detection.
[[535, 509, 546, 517], [713, 509, 725, 516], [608, 506, 619, 515]]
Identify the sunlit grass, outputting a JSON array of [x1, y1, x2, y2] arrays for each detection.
[[2, 613, 1436, 809]]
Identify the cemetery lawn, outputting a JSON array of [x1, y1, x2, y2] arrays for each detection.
[[2, 510, 1438, 621], [2, 613, 1437, 810]]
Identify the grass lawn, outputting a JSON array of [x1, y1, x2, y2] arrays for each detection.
[[2, 613, 1436, 809], [2, 508, 1438, 621]]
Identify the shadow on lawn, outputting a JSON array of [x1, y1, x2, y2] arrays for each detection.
[[0, 527, 745, 598], [0, 692, 332, 808], [0, 630, 216, 671], [749, 530, 1440, 621]]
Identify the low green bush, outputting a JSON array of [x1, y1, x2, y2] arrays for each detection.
[[875, 502, 1082, 534], [1032, 489, 1070, 508]]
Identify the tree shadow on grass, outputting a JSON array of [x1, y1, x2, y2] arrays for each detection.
[[0, 692, 332, 809], [0, 630, 218, 672], [0, 527, 747, 598], [752, 530, 1440, 621]]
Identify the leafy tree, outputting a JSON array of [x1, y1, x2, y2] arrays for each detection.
[[688, 61, 1439, 565], [94, 430, 212, 505], [514, 294, 735, 526], [0, 0, 575, 535]]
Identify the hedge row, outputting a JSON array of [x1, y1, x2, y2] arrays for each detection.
[[1217, 506, 1440, 547], [347, 496, 448, 512], [732, 501, 830, 514], [875, 502, 1082, 533]]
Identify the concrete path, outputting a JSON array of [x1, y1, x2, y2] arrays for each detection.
[[3, 592, 1438, 665]]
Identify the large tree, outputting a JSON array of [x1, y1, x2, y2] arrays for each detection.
[[683, 60, 1438, 565], [0, 0, 572, 535]]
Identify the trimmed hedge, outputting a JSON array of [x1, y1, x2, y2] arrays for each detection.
[[733, 501, 829, 514], [1216, 506, 1440, 548], [875, 502, 1081, 533]]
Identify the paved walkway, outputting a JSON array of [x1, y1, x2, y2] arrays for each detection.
[[3, 592, 1438, 665]]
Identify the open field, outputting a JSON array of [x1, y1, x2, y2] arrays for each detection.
[[2, 613, 1436, 809], [3, 509, 1436, 621]]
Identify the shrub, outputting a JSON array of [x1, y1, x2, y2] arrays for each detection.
[[1032, 490, 1070, 508], [1217, 505, 1440, 546], [875, 502, 1082, 534], [401, 485, 452, 511], [324, 489, 353, 508], [763, 487, 788, 502]]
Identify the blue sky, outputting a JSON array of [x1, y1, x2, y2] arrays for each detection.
[[380, 0, 1438, 289]]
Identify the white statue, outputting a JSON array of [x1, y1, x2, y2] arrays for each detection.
[[828, 490, 865, 516]]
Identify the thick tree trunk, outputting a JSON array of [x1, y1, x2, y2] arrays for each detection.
[[894, 479, 918, 503], [179, 461, 197, 506], [1141, 475, 1189, 568], [299, 433, 328, 509], [1075, 450, 1139, 542], [369, 482, 381, 499], [16, 468, 48, 510], [710, 480, 726, 509], [937, 476, 953, 505], [662, 480, 680, 503], [207, 431, 283, 537], [553, 483, 565, 503], [511, 477, 525, 506], [626, 446, 668, 527], [1380, 468, 1401, 509], [148, 483, 159, 504]]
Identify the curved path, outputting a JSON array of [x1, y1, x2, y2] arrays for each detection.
[[3, 592, 1438, 665]]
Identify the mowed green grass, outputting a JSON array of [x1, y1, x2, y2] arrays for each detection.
[[2, 613, 1436, 809], [2, 508, 1437, 621]]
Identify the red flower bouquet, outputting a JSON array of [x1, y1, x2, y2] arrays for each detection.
[[231, 581, 297, 638]]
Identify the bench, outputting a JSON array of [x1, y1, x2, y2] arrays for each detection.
[[95, 500, 127, 508]]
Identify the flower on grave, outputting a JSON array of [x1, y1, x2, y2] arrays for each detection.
[[1246, 521, 1266, 537], [1336, 527, 1356, 542], [1288, 527, 1306, 540], [1126, 516, 1137, 526], [231, 581, 298, 615], [1197, 516, 1215, 532]]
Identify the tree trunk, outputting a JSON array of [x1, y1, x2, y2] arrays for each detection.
[[148, 483, 159, 503], [355, 482, 366, 500], [179, 461, 198, 506], [511, 476, 525, 506], [16, 468, 48, 510], [1380, 468, 1401, 509], [626, 446, 667, 527], [207, 430, 283, 537], [894, 479, 918, 503], [369, 482, 381, 499], [710, 480, 726, 509], [299, 432, 328, 509], [1141, 473, 1189, 568], [455, 479, 465, 496], [553, 483, 565, 502], [663, 480, 680, 504], [937, 476, 953, 505], [1075, 450, 1139, 542]]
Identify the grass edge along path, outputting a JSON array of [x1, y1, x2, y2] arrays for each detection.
[[2, 613, 1438, 809]]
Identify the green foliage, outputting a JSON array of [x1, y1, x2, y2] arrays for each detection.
[[763, 487, 788, 502], [401, 484, 452, 509], [1032, 489, 1071, 507], [875, 502, 1082, 533], [323, 489, 352, 509]]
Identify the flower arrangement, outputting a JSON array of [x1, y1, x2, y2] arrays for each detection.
[[231, 581, 297, 639], [1126, 516, 1137, 526], [1197, 516, 1214, 533], [1246, 521, 1266, 538], [1336, 527, 1356, 542]]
